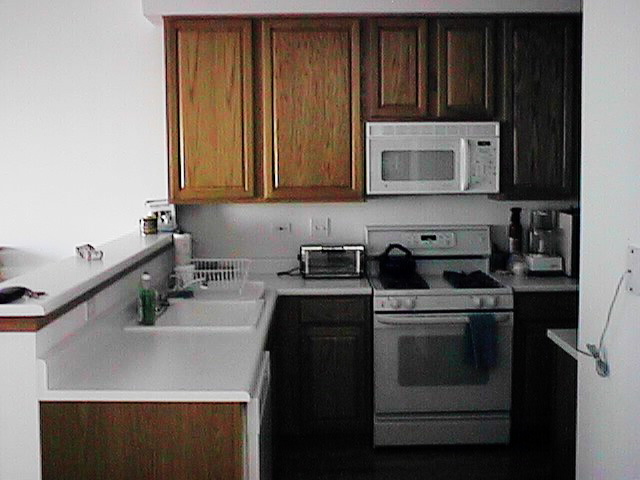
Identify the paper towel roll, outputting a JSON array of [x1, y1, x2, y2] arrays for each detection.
[[173, 233, 192, 266]]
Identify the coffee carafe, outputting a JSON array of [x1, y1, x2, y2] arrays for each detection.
[[525, 210, 564, 276], [528, 210, 556, 255]]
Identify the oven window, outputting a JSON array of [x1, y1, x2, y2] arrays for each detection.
[[381, 150, 455, 182], [397, 335, 489, 386]]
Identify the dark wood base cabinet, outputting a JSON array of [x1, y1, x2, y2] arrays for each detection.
[[270, 296, 372, 439], [550, 341, 577, 480], [40, 402, 244, 480], [511, 292, 578, 445]]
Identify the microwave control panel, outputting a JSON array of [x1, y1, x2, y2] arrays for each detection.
[[469, 139, 499, 191]]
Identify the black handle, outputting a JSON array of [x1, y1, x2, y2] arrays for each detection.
[[381, 243, 413, 259]]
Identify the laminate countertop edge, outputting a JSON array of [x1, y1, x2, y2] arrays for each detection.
[[547, 328, 578, 361]]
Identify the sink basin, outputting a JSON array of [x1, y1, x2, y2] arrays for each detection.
[[125, 299, 265, 332], [190, 281, 265, 302]]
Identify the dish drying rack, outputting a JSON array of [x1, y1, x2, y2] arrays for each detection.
[[191, 258, 251, 294]]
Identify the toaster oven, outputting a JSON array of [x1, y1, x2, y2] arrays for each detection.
[[299, 245, 365, 278]]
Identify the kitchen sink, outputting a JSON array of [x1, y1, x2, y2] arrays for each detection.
[[125, 298, 265, 332], [189, 281, 265, 302]]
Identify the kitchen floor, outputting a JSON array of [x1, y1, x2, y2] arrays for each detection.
[[275, 437, 553, 480]]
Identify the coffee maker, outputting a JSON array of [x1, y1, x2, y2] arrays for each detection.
[[524, 210, 564, 275]]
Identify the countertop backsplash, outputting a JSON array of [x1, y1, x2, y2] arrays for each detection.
[[177, 197, 576, 261]]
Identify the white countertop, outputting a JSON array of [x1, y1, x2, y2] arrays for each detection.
[[547, 328, 578, 360], [38, 275, 372, 402], [0, 233, 172, 317], [39, 289, 278, 402], [493, 271, 578, 293], [252, 273, 372, 296]]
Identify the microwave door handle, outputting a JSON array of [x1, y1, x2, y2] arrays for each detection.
[[460, 138, 470, 191]]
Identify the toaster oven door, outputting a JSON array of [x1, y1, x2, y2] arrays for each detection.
[[300, 248, 363, 278]]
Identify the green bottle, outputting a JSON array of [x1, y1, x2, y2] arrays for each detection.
[[138, 272, 157, 326]]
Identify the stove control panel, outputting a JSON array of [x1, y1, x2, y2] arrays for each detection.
[[374, 294, 513, 312], [401, 231, 456, 249]]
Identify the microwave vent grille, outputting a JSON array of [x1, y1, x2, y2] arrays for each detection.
[[368, 122, 499, 138]]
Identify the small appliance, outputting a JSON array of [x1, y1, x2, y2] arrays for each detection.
[[524, 210, 564, 276], [298, 245, 365, 278], [557, 209, 580, 277], [366, 122, 499, 195]]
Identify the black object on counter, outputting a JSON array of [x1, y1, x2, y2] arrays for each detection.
[[378, 244, 416, 277], [509, 207, 523, 254], [443, 270, 502, 289], [0, 286, 46, 304]]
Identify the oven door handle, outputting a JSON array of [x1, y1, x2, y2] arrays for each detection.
[[375, 314, 511, 326]]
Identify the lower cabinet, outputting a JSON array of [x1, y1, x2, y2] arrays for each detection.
[[511, 291, 578, 444], [550, 340, 577, 480], [270, 295, 372, 438], [40, 402, 244, 480]]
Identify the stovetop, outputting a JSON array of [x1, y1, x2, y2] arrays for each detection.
[[443, 270, 503, 289], [378, 272, 429, 290]]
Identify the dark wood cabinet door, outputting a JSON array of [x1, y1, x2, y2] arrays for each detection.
[[511, 291, 578, 444], [165, 19, 255, 203], [435, 18, 495, 118], [500, 17, 579, 199], [366, 18, 428, 118], [270, 295, 372, 438], [260, 19, 363, 201], [41, 402, 244, 480], [299, 325, 369, 434]]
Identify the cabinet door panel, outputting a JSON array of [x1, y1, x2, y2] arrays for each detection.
[[300, 326, 367, 433], [436, 18, 495, 118], [166, 19, 254, 202], [261, 19, 362, 201], [500, 17, 578, 199], [367, 18, 428, 117], [41, 402, 244, 480], [511, 291, 578, 444]]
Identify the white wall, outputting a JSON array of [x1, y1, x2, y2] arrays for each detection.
[[179, 198, 574, 263], [0, 0, 167, 263], [577, 1, 640, 478]]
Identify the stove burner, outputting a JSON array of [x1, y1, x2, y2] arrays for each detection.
[[443, 270, 502, 289], [379, 272, 429, 290]]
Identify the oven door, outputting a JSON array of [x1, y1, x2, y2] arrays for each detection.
[[374, 312, 512, 414], [367, 137, 469, 194]]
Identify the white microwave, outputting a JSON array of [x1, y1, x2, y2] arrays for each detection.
[[366, 122, 500, 195]]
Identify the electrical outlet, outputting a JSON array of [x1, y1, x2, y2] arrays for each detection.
[[627, 245, 640, 295], [272, 222, 292, 235], [310, 217, 330, 238]]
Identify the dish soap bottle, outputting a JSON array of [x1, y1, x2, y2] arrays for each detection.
[[138, 272, 157, 325]]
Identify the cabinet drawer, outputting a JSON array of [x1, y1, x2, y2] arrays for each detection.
[[300, 297, 368, 324], [515, 292, 578, 323]]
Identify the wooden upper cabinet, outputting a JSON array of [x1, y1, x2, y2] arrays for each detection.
[[165, 19, 254, 203], [499, 17, 578, 199], [260, 18, 363, 201], [366, 18, 428, 118], [435, 18, 495, 118]]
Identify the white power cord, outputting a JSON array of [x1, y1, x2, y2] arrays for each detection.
[[577, 271, 628, 377]]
